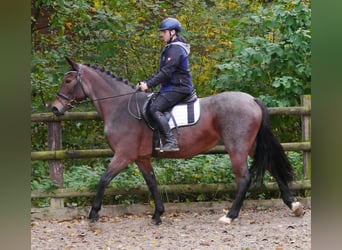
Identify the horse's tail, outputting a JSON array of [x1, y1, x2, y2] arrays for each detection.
[[250, 99, 294, 184]]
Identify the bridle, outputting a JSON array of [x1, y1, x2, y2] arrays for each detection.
[[55, 64, 87, 109], [55, 64, 142, 119]]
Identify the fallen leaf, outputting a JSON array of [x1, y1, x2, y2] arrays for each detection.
[[93, 229, 101, 235]]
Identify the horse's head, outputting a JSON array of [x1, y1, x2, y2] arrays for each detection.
[[50, 57, 87, 116]]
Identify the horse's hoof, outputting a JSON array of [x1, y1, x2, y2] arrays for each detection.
[[150, 218, 162, 226], [292, 201, 304, 217], [89, 215, 99, 223], [89, 218, 99, 224], [218, 215, 235, 224], [88, 211, 100, 223]]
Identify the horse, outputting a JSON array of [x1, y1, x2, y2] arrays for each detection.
[[50, 57, 303, 225]]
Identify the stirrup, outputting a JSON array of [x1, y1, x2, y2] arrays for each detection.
[[161, 142, 179, 152], [154, 138, 162, 151]]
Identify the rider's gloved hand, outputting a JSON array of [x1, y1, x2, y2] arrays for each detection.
[[136, 81, 148, 92]]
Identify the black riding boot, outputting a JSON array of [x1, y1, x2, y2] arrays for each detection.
[[152, 111, 179, 152]]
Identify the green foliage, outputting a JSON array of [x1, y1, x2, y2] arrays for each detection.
[[31, 161, 57, 207], [64, 164, 104, 191], [287, 151, 305, 180], [153, 155, 235, 185], [210, 0, 311, 107], [31, 161, 58, 192]]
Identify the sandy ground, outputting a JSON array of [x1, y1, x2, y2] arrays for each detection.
[[31, 205, 311, 250]]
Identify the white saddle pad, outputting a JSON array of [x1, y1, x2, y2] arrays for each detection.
[[169, 99, 200, 129]]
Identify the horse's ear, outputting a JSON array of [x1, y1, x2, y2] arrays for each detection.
[[65, 56, 79, 71]]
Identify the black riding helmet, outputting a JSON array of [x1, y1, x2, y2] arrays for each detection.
[[159, 17, 182, 32]]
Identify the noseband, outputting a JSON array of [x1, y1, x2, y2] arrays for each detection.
[[56, 64, 87, 109]]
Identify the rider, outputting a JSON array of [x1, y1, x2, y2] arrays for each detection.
[[138, 17, 194, 152]]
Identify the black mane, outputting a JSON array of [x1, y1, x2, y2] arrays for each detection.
[[84, 63, 136, 90]]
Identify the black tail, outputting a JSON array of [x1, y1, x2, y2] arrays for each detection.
[[250, 99, 294, 184]]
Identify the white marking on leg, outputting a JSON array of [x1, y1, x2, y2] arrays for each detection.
[[218, 215, 236, 224], [291, 201, 304, 217]]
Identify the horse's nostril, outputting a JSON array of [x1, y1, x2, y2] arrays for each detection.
[[52, 106, 63, 116]]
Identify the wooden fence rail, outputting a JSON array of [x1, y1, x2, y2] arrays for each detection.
[[31, 142, 311, 160], [31, 180, 311, 199], [31, 95, 311, 208]]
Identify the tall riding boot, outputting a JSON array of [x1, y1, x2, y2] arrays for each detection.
[[152, 111, 179, 152]]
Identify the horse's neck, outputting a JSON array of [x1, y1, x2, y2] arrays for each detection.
[[83, 75, 131, 122]]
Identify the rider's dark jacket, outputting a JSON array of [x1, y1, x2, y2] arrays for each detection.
[[145, 37, 193, 95]]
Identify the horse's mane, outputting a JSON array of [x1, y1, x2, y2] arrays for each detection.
[[84, 63, 136, 90]]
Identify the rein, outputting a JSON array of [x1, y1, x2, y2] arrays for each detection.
[[80, 89, 143, 120], [77, 91, 139, 105]]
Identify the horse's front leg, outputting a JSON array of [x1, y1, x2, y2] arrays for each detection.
[[89, 156, 129, 222], [136, 158, 165, 225], [219, 158, 251, 224]]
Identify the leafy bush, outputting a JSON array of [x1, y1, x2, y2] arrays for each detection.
[[210, 0, 311, 107], [153, 155, 235, 185]]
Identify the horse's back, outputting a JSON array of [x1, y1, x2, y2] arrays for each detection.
[[202, 91, 260, 115], [208, 91, 254, 102]]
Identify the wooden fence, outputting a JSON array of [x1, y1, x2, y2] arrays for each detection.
[[31, 95, 311, 209]]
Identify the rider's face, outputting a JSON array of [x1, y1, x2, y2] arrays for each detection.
[[160, 30, 174, 42]]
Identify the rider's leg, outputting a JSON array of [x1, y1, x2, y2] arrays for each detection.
[[150, 110, 179, 151], [149, 92, 188, 152]]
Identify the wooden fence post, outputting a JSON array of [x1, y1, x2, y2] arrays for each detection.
[[47, 120, 64, 208], [301, 95, 311, 180]]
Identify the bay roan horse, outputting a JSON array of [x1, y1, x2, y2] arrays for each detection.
[[51, 57, 303, 225]]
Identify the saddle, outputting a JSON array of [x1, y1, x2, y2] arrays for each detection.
[[141, 91, 201, 154], [141, 90, 200, 131]]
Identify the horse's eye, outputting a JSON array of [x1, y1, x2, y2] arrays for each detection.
[[65, 79, 71, 84]]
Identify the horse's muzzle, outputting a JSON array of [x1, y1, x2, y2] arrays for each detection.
[[51, 106, 64, 116], [50, 100, 68, 116]]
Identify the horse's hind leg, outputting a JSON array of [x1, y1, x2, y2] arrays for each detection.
[[219, 154, 251, 224], [136, 158, 165, 225], [276, 177, 303, 217]]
